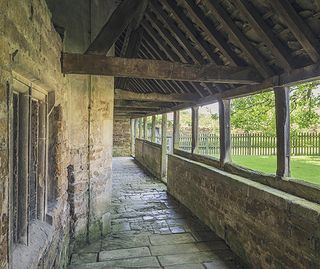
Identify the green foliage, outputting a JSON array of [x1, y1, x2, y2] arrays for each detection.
[[230, 82, 320, 133]]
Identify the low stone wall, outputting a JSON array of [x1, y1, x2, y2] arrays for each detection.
[[167, 154, 320, 269], [135, 139, 162, 179]]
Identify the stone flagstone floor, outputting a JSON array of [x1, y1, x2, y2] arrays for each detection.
[[69, 157, 244, 269]]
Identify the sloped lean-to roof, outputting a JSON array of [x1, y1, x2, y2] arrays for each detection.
[[62, 0, 320, 117]]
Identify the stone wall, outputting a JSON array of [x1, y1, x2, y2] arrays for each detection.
[[135, 139, 162, 179], [167, 154, 320, 269], [113, 117, 131, 157], [0, 0, 115, 268]]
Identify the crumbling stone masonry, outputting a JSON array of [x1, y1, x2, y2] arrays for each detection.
[[0, 0, 116, 268]]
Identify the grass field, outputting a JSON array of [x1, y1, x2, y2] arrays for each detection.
[[232, 155, 320, 185]]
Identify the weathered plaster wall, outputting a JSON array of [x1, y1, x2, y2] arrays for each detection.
[[113, 117, 131, 157], [0, 0, 115, 268], [135, 139, 162, 179], [167, 154, 320, 269]]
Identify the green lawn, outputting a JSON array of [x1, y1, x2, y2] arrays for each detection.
[[232, 155, 320, 185]]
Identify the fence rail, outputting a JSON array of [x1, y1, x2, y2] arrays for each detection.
[[178, 132, 320, 156]]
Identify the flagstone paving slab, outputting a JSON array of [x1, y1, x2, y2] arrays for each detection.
[[68, 157, 244, 269]]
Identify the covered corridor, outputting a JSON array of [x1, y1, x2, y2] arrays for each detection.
[[69, 158, 242, 269]]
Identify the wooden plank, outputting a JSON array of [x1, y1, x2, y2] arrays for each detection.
[[191, 106, 199, 154], [62, 53, 262, 84], [274, 87, 291, 177], [219, 99, 231, 167], [115, 107, 159, 113], [115, 89, 198, 103], [86, 0, 146, 54], [114, 100, 163, 109], [234, 0, 294, 70], [270, 0, 320, 63], [203, 0, 273, 78]]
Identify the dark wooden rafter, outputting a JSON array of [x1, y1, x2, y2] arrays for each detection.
[[118, 0, 149, 89], [62, 53, 262, 84], [182, 0, 244, 67], [234, 0, 295, 70], [144, 13, 206, 97], [149, 1, 223, 95], [86, 0, 147, 54], [270, 0, 320, 63], [161, 0, 222, 65], [142, 31, 193, 94], [202, 0, 273, 78], [141, 20, 201, 95]]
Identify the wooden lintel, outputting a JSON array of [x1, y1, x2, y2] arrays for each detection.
[[62, 53, 262, 84], [115, 89, 198, 103]]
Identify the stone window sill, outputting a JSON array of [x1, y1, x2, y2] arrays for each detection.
[[12, 220, 54, 269]]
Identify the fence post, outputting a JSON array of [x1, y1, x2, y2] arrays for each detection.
[[139, 118, 143, 139], [219, 99, 231, 167], [274, 86, 291, 177]]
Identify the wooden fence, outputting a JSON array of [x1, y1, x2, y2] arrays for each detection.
[[178, 132, 320, 156]]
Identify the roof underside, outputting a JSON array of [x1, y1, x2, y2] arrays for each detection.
[[109, 0, 320, 117]]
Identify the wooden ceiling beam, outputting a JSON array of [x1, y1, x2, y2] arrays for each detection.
[[270, 0, 320, 63], [203, 0, 273, 78], [143, 15, 205, 97], [234, 0, 294, 70], [86, 0, 146, 54], [62, 53, 262, 84], [162, 0, 221, 65], [182, 0, 243, 67], [115, 89, 198, 103], [115, 100, 167, 109]]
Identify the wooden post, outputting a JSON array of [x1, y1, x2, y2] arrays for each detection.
[[161, 113, 168, 179], [143, 117, 148, 140], [151, 115, 156, 143], [274, 86, 291, 177], [139, 118, 143, 139], [219, 99, 231, 167], [131, 119, 135, 156], [173, 111, 180, 150], [191, 106, 199, 154]]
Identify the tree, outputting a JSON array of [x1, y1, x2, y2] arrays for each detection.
[[230, 82, 320, 133]]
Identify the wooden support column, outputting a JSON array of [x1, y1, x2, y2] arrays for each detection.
[[143, 117, 148, 140], [131, 119, 135, 156], [274, 87, 291, 177], [18, 91, 30, 244], [139, 118, 143, 139], [161, 113, 168, 179], [151, 115, 156, 143], [173, 111, 180, 149], [191, 106, 199, 154], [219, 99, 231, 167]]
